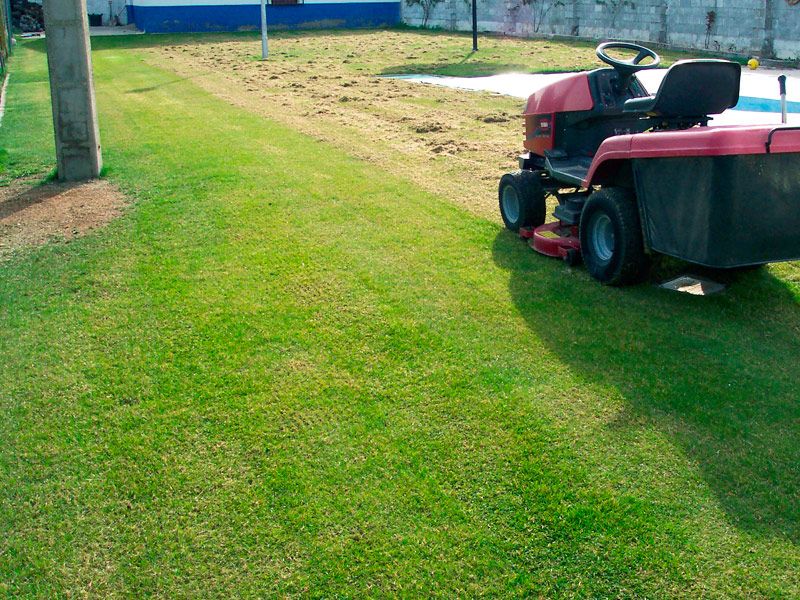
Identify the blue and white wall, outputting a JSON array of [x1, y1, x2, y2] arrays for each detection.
[[127, 0, 401, 33]]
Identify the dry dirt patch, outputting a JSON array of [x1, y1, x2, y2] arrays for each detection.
[[151, 32, 531, 221], [0, 178, 127, 260]]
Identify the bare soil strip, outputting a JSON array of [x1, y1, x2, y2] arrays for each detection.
[[0, 178, 127, 260]]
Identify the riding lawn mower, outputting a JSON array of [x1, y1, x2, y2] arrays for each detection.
[[499, 42, 800, 285]]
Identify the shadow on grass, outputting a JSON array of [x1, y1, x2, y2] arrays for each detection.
[[124, 76, 192, 95], [492, 229, 800, 543]]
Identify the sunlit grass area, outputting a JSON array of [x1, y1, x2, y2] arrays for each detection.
[[0, 31, 797, 597]]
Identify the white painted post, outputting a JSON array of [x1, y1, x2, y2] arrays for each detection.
[[260, 0, 268, 60]]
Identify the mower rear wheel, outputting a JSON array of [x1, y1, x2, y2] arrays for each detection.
[[580, 187, 647, 285], [498, 170, 547, 232]]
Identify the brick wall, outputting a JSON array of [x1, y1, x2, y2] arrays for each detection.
[[402, 0, 800, 60]]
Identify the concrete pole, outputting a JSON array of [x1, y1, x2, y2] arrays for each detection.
[[42, 0, 102, 181]]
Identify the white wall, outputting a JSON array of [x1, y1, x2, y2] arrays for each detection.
[[29, 0, 128, 25]]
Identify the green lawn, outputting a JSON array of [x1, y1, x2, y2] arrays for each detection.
[[1, 32, 799, 597]]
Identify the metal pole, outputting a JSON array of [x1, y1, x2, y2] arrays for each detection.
[[472, 0, 478, 52], [260, 0, 268, 60], [779, 74, 787, 124]]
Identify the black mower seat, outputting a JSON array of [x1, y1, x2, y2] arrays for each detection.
[[623, 60, 741, 118]]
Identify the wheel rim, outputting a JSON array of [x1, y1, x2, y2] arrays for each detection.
[[501, 185, 520, 224], [589, 213, 615, 263]]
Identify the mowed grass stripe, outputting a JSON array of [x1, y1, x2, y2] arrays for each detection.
[[0, 38, 797, 597]]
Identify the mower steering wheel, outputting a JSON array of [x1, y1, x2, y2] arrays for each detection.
[[596, 42, 661, 88]]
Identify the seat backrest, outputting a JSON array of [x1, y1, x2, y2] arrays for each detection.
[[645, 60, 741, 117]]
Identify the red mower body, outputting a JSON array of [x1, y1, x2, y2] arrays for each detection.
[[523, 73, 593, 156], [586, 124, 800, 186], [586, 124, 800, 268]]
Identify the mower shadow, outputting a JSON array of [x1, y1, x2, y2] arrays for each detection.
[[492, 229, 800, 543]]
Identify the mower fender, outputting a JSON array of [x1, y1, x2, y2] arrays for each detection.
[[583, 136, 632, 187], [585, 125, 800, 188], [585, 158, 634, 188]]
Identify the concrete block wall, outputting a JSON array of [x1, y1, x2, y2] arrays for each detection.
[[662, 0, 763, 56], [402, 0, 800, 60], [774, 0, 800, 60]]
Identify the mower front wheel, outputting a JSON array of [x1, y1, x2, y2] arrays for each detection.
[[580, 187, 647, 286], [498, 170, 547, 232]]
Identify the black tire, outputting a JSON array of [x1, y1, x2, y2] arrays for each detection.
[[579, 187, 647, 286], [498, 170, 547, 232]]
